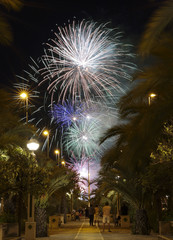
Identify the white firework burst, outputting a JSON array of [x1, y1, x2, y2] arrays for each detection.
[[39, 20, 136, 104]]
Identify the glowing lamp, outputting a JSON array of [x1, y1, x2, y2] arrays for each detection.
[[27, 139, 39, 151], [43, 130, 49, 136], [149, 93, 156, 98], [54, 149, 59, 154], [61, 160, 65, 166], [20, 92, 28, 99]]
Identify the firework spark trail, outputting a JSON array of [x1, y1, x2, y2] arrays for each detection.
[[39, 20, 136, 104]]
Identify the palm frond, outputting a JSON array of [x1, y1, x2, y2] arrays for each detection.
[[139, 0, 173, 56]]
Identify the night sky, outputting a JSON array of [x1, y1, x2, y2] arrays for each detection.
[[0, 0, 164, 87]]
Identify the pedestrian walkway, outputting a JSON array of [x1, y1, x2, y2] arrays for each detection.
[[37, 217, 158, 240]]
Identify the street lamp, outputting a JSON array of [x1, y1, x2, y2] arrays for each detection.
[[61, 159, 65, 166], [27, 139, 39, 152], [20, 91, 28, 124], [26, 139, 39, 240], [43, 130, 49, 158], [26, 139, 39, 221], [148, 93, 156, 105], [88, 158, 90, 207], [54, 149, 60, 166]]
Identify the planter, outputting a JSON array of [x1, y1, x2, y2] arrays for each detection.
[[49, 216, 59, 229], [159, 221, 173, 235], [121, 215, 130, 228]]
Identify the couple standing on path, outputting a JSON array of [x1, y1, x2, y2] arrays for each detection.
[[88, 202, 111, 232]]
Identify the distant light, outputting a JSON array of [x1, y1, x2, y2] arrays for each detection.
[[72, 117, 77, 121], [149, 93, 156, 98], [20, 92, 28, 99], [61, 160, 65, 166], [27, 139, 39, 151], [115, 175, 120, 179], [54, 149, 60, 154], [43, 130, 49, 136]]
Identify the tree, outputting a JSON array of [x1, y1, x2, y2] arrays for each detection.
[[99, 1, 173, 233], [0, 144, 51, 235], [139, 0, 173, 56], [97, 160, 151, 234], [35, 165, 79, 237], [0, 0, 23, 46]]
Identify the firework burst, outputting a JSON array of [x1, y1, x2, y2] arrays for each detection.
[[39, 20, 136, 104], [14, 21, 135, 160], [69, 154, 100, 195], [65, 117, 100, 157], [64, 101, 118, 158], [51, 100, 84, 128]]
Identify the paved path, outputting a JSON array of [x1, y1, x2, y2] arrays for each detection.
[[37, 218, 158, 240]]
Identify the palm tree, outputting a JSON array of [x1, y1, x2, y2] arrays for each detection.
[[139, 0, 173, 56], [99, 0, 173, 234], [35, 167, 79, 237], [97, 162, 151, 234], [0, 0, 23, 46], [35, 175, 69, 237], [101, 32, 173, 170]]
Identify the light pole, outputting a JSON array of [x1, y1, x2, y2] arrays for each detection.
[[20, 91, 28, 124], [88, 158, 90, 207], [26, 138, 39, 240], [70, 190, 73, 213], [148, 93, 156, 106], [43, 130, 49, 158], [117, 192, 120, 216], [54, 149, 60, 166]]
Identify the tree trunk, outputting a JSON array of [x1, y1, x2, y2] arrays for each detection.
[[17, 192, 23, 236], [134, 209, 150, 235], [35, 207, 47, 237], [61, 194, 67, 223]]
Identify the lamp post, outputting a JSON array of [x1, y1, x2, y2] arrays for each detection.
[[88, 158, 90, 207], [26, 139, 39, 240], [20, 91, 28, 124], [148, 93, 156, 106], [70, 190, 73, 214], [54, 149, 60, 166], [43, 130, 49, 158]]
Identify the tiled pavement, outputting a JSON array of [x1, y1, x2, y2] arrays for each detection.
[[37, 218, 159, 240]]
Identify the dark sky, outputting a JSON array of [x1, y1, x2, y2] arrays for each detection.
[[0, 0, 164, 87]]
